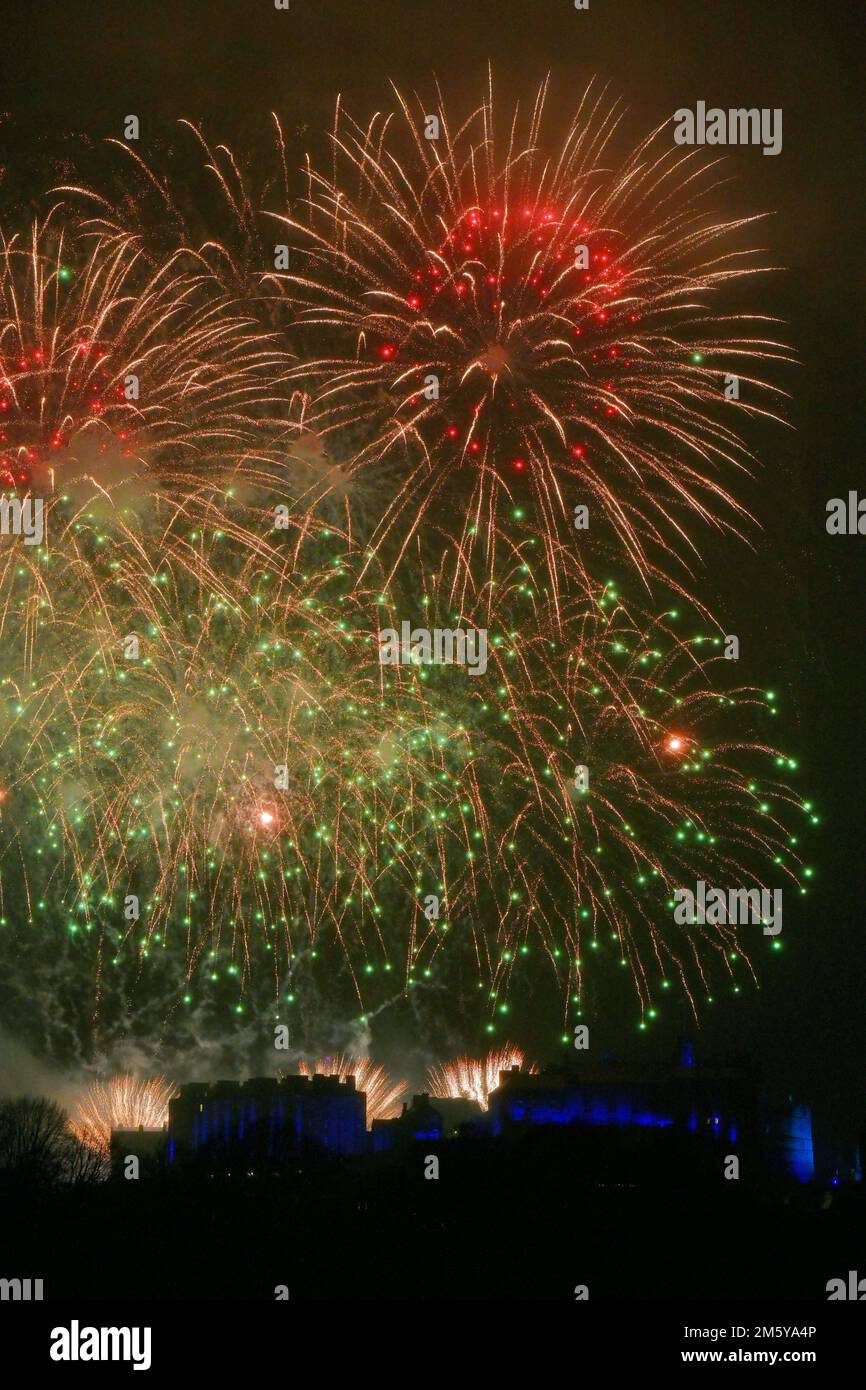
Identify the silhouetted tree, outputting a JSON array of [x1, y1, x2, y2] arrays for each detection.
[[0, 1095, 106, 1188]]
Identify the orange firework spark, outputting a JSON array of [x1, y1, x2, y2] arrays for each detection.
[[427, 1046, 538, 1110], [69, 1074, 176, 1154], [297, 1055, 406, 1126]]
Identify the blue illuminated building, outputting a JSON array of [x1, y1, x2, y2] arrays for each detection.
[[488, 1058, 741, 1138], [161, 1055, 815, 1184], [484, 1056, 814, 1183], [168, 1073, 366, 1163], [371, 1093, 444, 1152]]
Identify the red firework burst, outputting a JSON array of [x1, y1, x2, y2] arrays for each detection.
[[278, 77, 793, 603]]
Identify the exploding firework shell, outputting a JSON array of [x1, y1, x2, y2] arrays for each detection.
[[274, 79, 793, 603]]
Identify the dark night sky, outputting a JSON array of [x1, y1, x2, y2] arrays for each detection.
[[0, 0, 863, 1167]]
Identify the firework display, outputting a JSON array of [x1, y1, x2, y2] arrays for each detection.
[[0, 79, 817, 1076], [3, 0, 864, 1328]]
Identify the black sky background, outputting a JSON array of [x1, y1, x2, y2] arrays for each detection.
[[0, 0, 863, 1169]]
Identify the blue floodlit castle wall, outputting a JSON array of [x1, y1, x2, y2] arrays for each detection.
[[168, 1074, 366, 1161], [164, 1059, 815, 1182], [482, 1062, 813, 1182], [372, 1060, 814, 1182], [488, 1062, 747, 1141]]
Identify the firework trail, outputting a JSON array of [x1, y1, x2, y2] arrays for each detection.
[[427, 1045, 537, 1110], [273, 76, 793, 603], [68, 1073, 176, 1154], [297, 1054, 406, 1125], [0, 86, 816, 1058], [57, 115, 302, 331]]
